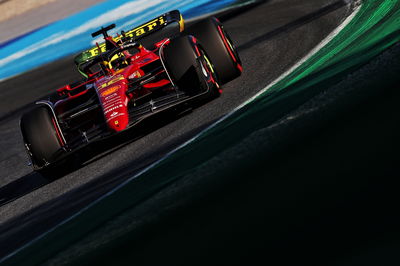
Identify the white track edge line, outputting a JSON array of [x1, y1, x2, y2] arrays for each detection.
[[0, 3, 361, 263]]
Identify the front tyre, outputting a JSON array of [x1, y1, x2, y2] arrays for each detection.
[[20, 106, 65, 171]]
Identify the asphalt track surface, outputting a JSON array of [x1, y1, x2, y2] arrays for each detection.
[[0, 0, 376, 264]]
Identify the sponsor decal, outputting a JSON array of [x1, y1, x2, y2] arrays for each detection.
[[139, 58, 152, 64], [115, 69, 125, 75], [129, 70, 142, 79], [126, 16, 166, 38], [104, 93, 119, 100], [103, 99, 122, 108], [101, 85, 120, 97], [106, 113, 125, 123], [87, 16, 166, 57], [104, 104, 124, 114], [97, 75, 124, 89]]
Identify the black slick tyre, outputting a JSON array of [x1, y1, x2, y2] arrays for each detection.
[[163, 35, 219, 96], [187, 17, 242, 84], [20, 106, 65, 170]]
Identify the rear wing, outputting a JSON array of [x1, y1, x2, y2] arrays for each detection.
[[75, 10, 184, 66]]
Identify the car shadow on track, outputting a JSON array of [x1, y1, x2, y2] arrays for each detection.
[[0, 172, 49, 207], [0, 98, 218, 208], [0, 114, 222, 260]]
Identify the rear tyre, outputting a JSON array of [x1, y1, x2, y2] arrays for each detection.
[[187, 17, 242, 84], [20, 106, 65, 171]]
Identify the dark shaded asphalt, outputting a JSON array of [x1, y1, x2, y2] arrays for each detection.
[[0, 0, 353, 262], [89, 42, 400, 266]]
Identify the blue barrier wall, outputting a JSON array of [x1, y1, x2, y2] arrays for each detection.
[[0, 0, 253, 81]]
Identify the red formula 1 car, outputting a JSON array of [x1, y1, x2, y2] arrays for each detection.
[[20, 10, 242, 172]]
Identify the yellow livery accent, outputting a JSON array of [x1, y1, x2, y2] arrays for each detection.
[[101, 85, 120, 97], [98, 75, 124, 89], [179, 14, 185, 32]]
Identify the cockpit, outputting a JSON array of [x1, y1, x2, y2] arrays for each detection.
[[76, 42, 142, 78]]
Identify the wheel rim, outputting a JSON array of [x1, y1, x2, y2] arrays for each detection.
[[201, 51, 220, 90]]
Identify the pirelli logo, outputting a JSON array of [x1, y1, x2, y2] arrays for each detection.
[[87, 16, 166, 57], [125, 16, 166, 39]]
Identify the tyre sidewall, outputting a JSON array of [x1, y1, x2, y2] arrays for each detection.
[[21, 106, 63, 169]]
